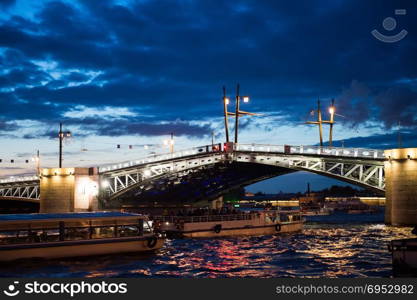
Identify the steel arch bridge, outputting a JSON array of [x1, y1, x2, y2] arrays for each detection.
[[99, 143, 385, 200], [0, 143, 386, 204]]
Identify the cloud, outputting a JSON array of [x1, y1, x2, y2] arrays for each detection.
[[87, 119, 212, 137], [62, 105, 138, 119], [0, 120, 18, 132], [0, 0, 15, 8], [332, 130, 417, 149], [0, 0, 416, 142], [375, 86, 417, 128], [335, 80, 372, 127]]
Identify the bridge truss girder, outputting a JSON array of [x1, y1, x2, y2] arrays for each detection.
[[101, 153, 226, 199], [0, 181, 40, 201], [234, 152, 385, 193]]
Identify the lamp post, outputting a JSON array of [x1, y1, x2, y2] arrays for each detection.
[[234, 84, 241, 144], [32, 150, 40, 175], [58, 123, 71, 168], [306, 99, 337, 147], [222, 84, 258, 145], [306, 99, 324, 147], [233, 84, 253, 144], [328, 99, 335, 147], [223, 86, 230, 143]]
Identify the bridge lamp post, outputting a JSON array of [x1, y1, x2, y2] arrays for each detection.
[[234, 84, 254, 144], [328, 99, 335, 147], [58, 123, 72, 168], [307, 99, 338, 148], [31, 150, 40, 175], [223, 86, 232, 143], [223, 85, 258, 145]]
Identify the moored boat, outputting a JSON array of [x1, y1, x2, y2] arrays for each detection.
[[153, 209, 304, 238], [0, 212, 164, 262], [302, 207, 332, 216], [389, 237, 417, 277]]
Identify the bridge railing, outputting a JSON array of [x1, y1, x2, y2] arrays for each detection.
[[235, 144, 385, 159], [0, 175, 39, 184], [98, 143, 222, 173]]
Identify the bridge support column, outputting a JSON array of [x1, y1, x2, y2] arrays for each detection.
[[384, 148, 417, 226], [40, 168, 99, 213]]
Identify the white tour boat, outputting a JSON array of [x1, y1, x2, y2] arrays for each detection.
[[153, 209, 304, 238], [0, 212, 164, 262]]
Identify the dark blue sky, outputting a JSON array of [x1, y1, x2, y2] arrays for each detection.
[[0, 0, 416, 192]]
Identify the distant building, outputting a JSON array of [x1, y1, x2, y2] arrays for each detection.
[[293, 192, 323, 204], [325, 196, 385, 206], [240, 194, 299, 207]]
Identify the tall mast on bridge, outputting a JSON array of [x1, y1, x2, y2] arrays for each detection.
[[306, 99, 324, 147], [323, 99, 335, 147], [222, 84, 259, 144], [306, 99, 336, 147], [329, 99, 335, 147], [234, 84, 241, 144], [223, 86, 230, 143]]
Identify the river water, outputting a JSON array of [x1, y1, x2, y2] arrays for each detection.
[[0, 211, 414, 278]]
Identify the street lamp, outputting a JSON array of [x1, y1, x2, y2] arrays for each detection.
[[58, 123, 71, 168], [234, 84, 258, 144], [328, 99, 335, 147], [306, 99, 324, 147], [31, 150, 40, 175], [222, 84, 258, 145], [306, 98, 336, 147], [222, 86, 231, 143]]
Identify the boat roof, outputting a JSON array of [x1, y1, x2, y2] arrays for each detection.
[[0, 211, 142, 222]]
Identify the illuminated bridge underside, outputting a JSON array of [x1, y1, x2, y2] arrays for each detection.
[[234, 152, 385, 193], [102, 153, 226, 200], [103, 161, 294, 207]]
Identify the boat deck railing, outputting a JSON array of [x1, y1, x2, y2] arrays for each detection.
[[152, 210, 302, 224], [153, 213, 254, 224]]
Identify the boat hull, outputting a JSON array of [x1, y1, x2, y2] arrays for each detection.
[[168, 221, 303, 238], [390, 238, 417, 277], [0, 236, 164, 262]]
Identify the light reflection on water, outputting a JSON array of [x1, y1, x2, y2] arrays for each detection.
[[0, 212, 414, 278]]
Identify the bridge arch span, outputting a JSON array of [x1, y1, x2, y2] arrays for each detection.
[[234, 151, 385, 194]]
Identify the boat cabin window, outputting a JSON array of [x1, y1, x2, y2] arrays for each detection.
[[0, 216, 150, 245], [264, 212, 279, 224], [144, 221, 152, 234], [0, 229, 60, 245]]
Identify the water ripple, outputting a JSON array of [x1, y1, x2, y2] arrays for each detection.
[[0, 212, 414, 278]]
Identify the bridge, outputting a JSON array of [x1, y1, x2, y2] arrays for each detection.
[[0, 143, 415, 226], [0, 142, 385, 199], [99, 143, 385, 198]]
